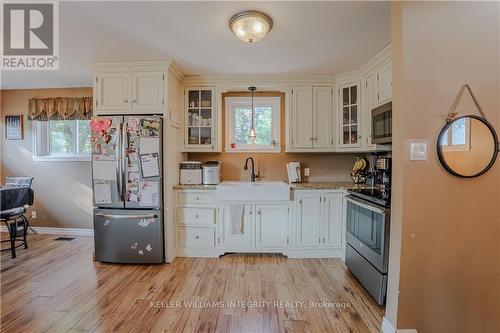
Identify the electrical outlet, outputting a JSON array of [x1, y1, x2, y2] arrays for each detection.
[[31, 211, 37, 219], [304, 168, 310, 177]]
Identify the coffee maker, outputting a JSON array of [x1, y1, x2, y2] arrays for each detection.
[[366, 155, 391, 188]]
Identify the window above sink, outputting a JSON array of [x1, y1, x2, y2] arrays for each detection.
[[225, 96, 281, 153]]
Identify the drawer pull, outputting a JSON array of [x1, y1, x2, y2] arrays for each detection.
[[196, 197, 200, 200], [194, 235, 200, 239], [195, 214, 199, 218]]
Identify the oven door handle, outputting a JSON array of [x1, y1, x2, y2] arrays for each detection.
[[346, 196, 386, 214]]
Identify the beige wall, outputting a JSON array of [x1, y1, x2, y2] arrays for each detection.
[[388, 2, 500, 331], [1, 88, 93, 229], [190, 91, 358, 182]]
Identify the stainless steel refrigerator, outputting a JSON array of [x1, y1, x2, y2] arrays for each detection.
[[91, 115, 164, 263]]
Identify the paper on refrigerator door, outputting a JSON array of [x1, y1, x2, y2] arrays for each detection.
[[139, 137, 159, 154], [93, 160, 117, 181], [140, 153, 160, 178], [94, 181, 112, 204], [139, 181, 159, 207]]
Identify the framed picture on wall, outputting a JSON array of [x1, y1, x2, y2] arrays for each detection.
[[5, 115, 24, 140]]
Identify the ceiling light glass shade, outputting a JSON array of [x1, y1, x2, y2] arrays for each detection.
[[229, 10, 273, 43]]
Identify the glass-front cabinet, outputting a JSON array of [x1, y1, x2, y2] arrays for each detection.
[[338, 81, 362, 148], [184, 87, 216, 151]]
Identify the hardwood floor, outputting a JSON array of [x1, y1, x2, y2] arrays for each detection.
[[1, 233, 384, 333]]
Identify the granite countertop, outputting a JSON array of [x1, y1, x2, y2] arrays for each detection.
[[289, 182, 377, 190], [173, 184, 216, 190], [174, 182, 376, 191]]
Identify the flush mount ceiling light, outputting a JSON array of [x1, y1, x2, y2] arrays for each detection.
[[229, 10, 273, 43]]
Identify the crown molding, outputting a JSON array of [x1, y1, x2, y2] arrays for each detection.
[[87, 61, 174, 71]]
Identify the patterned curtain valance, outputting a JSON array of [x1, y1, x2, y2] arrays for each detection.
[[28, 97, 93, 121]]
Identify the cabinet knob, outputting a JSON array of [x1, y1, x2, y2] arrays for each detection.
[[132, 99, 136, 103], [299, 199, 303, 204], [196, 197, 200, 200], [195, 214, 199, 218], [257, 210, 262, 215], [194, 235, 200, 239], [124, 99, 128, 103]]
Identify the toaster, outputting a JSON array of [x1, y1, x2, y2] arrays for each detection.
[[202, 161, 221, 185], [179, 161, 202, 185]]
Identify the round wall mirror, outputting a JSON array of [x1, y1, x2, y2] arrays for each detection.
[[437, 115, 499, 178]]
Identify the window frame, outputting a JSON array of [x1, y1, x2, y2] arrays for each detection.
[[32, 119, 91, 162], [442, 117, 471, 152], [224, 96, 281, 153]]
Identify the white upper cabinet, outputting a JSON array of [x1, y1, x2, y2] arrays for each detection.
[[363, 72, 376, 149], [291, 86, 314, 149], [338, 81, 362, 148], [183, 87, 216, 152], [375, 59, 392, 107], [313, 86, 334, 149], [95, 72, 129, 113], [90, 62, 176, 116], [361, 48, 392, 151], [131, 71, 164, 113], [290, 85, 333, 151]]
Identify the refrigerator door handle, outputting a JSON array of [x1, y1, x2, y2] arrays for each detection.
[[122, 120, 128, 202], [116, 122, 123, 201], [95, 213, 158, 219]]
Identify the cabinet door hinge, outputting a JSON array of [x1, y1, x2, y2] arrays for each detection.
[[377, 73, 379, 80], [319, 237, 321, 244], [377, 93, 380, 101], [162, 74, 165, 81], [365, 81, 368, 88], [287, 238, 290, 244], [162, 99, 164, 106], [291, 89, 294, 95], [218, 237, 220, 244], [96, 76, 98, 83]]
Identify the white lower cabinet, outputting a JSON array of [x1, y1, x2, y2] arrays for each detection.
[[322, 194, 344, 248], [296, 193, 323, 247], [294, 191, 344, 249], [175, 190, 344, 259], [218, 204, 253, 250], [255, 204, 289, 249]]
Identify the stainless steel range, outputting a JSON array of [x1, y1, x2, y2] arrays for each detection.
[[345, 187, 390, 305]]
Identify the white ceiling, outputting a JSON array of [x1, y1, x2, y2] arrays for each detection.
[[1, 1, 390, 89]]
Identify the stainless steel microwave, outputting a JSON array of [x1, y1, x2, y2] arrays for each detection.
[[372, 102, 392, 144]]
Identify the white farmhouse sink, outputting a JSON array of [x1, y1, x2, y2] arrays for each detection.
[[215, 181, 290, 202]]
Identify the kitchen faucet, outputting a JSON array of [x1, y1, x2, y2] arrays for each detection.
[[243, 157, 259, 182]]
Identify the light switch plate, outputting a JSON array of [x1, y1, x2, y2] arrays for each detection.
[[304, 168, 310, 176], [410, 142, 428, 161]]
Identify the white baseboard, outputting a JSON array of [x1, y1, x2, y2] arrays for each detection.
[[0, 225, 93, 236], [381, 317, 418, 333], [382, 317, 396, 333]]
